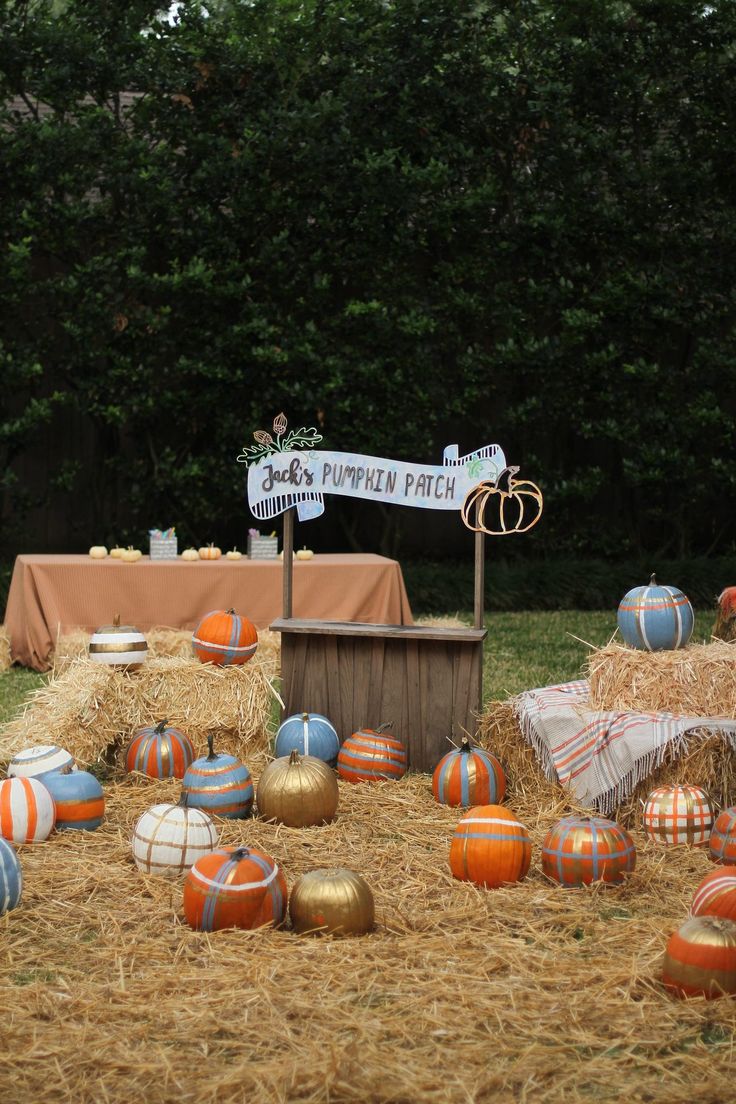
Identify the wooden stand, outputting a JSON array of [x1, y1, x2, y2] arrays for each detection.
[[271, 509, 487, 773]]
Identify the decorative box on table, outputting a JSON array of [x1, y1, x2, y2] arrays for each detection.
[[149, 529, 178, 560], [247, 534, 279, 560]]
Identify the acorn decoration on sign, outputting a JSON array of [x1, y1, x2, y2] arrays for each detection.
[[461, 465, 543, 536]]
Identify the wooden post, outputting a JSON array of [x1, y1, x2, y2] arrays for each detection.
[[282, 508, 295, 619], [473, 508, 486, 723]]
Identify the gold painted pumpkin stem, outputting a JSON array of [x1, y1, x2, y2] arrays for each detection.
[[288, 749, 302, 765]]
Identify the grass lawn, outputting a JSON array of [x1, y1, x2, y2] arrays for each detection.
[[0, 608, 716, 727]]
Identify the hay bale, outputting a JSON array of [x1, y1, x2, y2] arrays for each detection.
[[0, 624, 11, 672], [51, 625, 281, 679], [479, 697, 736, 828], [0, 653, 278, 769], [587, 640, 736, 716]]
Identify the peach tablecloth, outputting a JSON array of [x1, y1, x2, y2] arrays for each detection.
[[4, 554, 413, 671]]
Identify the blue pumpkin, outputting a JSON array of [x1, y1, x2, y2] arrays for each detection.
[[181, 734, 254, 819], [275, 712, 340, 767], [43, 768, 105, 830], [617, 573, 694, 651], [0, 838, 22, 914]]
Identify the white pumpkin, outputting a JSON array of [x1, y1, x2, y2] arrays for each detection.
[[88, 546, 108, 559], [109, 546, 125, 559], [8, 744, 75, 779], [181, 548, 199, 561], [296, 547, 314, 560], [88, 615, 148, 669], [0, 777, 56, 843], [121, 546, 142, 563], [131, 801, 219, 875]]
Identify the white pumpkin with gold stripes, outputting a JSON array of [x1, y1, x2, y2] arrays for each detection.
[[8, 743, 74, 779], [88, 613, 148, 670], [0, 777, 56, 844], [131, 799, 219, 876]]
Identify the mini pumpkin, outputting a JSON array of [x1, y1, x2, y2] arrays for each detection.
[[257, 749, 338, 828], [120, 545, 142, 562], [88, 546, 108, 559], [337, 725, 407, 783], [181, 733, 254, 818], [183, 845, 287, 931], [181, 548, 200, 561], [124, 719, 195, 779], [198, 543, 221, 560], [192, 608, 258, 666], [432, 737, 505, 808], [289, 868, 375, 936], [461, 465, 543, 536], [662, 915, 736, 998], [131, 798, 219, 875], [225, 548, 243, 560]]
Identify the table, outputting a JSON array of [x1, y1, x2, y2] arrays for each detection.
[[4, 554, 414, 672]]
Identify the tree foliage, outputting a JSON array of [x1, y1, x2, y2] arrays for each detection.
[[1, 0, 735, 556]]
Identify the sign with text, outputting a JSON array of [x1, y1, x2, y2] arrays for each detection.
[[246, 443, 506, 522]]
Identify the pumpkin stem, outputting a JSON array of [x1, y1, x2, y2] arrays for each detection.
[[178, 792, 189, 808], [288, 748, 302, 765], [231, 847, 250, 861], [113, 614, 121, 627], [206, 732, 217, 761], [494, 466, 520, 494], [226, 607, 236, 614], [154, 720, 169, 734], [301, 712, 310, 722], [459, 737, 472, 753], [376, 721, 393, 734], [649, 573, 657, 586], [59, 762, 75, 775]]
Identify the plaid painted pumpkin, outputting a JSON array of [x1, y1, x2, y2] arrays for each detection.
[[192, 608, 258, 666], [709, 807, 736, 864], [662, 916, 736, 998], [691, 867, 736, 923], [449, 803, 531, 888], [124, 720, 195, 780], [131, 801, 219, 875], [337, 726, 407, 783], [0, 777, 56, 844], [432, 737, 506, 808], [541, 815, 636, 887], [642, 785, 714, 847], [183, 846, 287, 932]]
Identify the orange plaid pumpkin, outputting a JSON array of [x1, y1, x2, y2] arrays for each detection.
[[662, 916, 736, 998], [541, 815, 636, 887], [449, 804, 531, 888], [691, 867, 736, 923], [642, 784, 714, 847], [192, 608, 258, 666]]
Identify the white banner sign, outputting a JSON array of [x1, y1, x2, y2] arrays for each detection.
[[247, 443, 505, 522]]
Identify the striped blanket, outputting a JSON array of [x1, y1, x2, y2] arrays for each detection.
[[513, 680, 736, 815]]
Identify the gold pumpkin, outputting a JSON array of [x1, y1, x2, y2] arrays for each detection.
[[289, 867, 375, 936], [256, 749, 338, 828]]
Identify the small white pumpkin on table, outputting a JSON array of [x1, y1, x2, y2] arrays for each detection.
[[181, 548, 199, 561], [296, 546, 314, 560], [88, 546, 108, 559], [225, 547, 243, 560], [121, 546, 142, 563], [109, 546, 125, 559]]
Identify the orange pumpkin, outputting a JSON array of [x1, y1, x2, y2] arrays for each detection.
[[336, 725, 407, 783], [709, 807, 736, 864], [461, 466, 543, 536], [183, 846, 287, 932], [192, 608, 258, 665], [691, 867, 736, 923], [449, 804, 531, 888], [198, 543, 221, 560], [662, 916, 736, 998]]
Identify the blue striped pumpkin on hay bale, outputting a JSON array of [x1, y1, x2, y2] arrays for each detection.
[[617, 573, 694, 651]]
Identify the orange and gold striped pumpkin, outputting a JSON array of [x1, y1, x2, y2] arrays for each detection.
[[183, 845, 287, 932], [432, 737, 505, 808], [0, 777, 56, 844], [336, 726, 407, 783], [642, 784, 714, 847], [691, 867, 736, 923], [709, 807, 736, 864], [662, 916, 736, 998], [541, 815, 636, 887], [124, 720, 195, 780], [449, 804, 531, 888], [192, 608, 258, 666]]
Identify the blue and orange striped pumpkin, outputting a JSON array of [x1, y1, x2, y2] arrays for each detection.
[[275, 712, 340, 767], [125, 720, 195, 780], [182, 734, 254, 819], [709, 808, 736, 865], [192, 608, 258, 666], [691, 867, 736, 923], [0, 838, 22, 915], [42, 768, 105, 831], [433, 738, 506, 808], [617, 573, 694, 651], [541, 815, 636, 887], [0, 777, 56, 844], [183, 846, 287, 932], [449, 804, 531, 888], [337, 726, 407, 783]]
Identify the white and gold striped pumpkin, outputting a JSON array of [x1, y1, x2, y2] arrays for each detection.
[[0, 777, 56, 844], [131, 801, 219, 876], [88, 614, 148, 670]]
